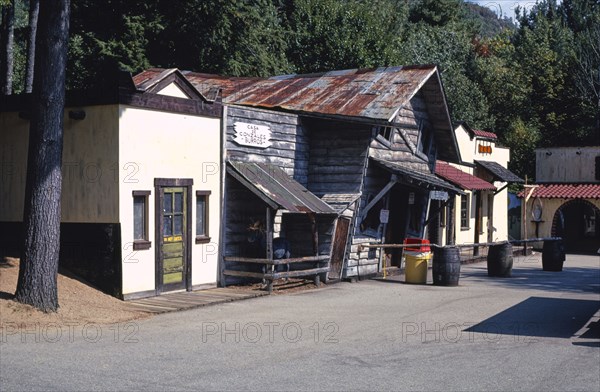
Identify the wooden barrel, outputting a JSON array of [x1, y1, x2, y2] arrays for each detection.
[[542, 240, 565, 271], [432, 246, 461, 286], [487, 242, 513, 277]]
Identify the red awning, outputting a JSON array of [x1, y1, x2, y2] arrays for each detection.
[[435, 161, 496, 191]]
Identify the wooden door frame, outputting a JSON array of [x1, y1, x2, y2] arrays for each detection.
[[487, 193, 494, 243], [154, 178, 194, 294], [474, 191, 482, 256], [329, 216, 351, 280]]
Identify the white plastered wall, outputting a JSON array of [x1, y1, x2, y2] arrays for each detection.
[[444, 125, 512, 245], [1, 112, 29, 221], [478, 145, 510, 242], [0, 106, 119, 223], [118, 105, 221, 295]]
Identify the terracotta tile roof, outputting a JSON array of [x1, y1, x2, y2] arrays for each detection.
[[472, 129, 498, 139], [522, 184, 600, 199], [435, 161, 496, 191]]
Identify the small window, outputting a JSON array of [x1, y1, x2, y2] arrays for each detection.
[[196, 190, 211, 243], [417, 119, 434, 156], [133, 191, 151, 250], [375, 126, 394, 145], [461, 194, 470, 230]]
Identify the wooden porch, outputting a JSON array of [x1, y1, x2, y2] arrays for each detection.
[[126, 288, 268, 314]]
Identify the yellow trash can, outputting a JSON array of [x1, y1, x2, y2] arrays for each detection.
[[404, 251, 431, 284], [403, 238, 432, 284]]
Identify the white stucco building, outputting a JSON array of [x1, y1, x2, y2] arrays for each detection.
[[430, 123, 523, 250], [1, 70, 223, 299]]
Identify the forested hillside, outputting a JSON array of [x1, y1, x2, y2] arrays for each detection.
[[1, 0, 598, 180]]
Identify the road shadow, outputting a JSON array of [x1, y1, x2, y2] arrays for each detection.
[[461, 264, 600, 295], [465, 297, 600, 340]]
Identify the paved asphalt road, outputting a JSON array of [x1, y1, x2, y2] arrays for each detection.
[[1, 253, 599, 391]]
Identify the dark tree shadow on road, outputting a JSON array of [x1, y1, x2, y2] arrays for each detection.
[[465, 297, 599, 342]]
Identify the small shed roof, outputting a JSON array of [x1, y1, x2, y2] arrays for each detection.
[[371, 158, 463, 194], [472, 129, 498, 140], [227, 160, 337, 214], [475, 160, 524, 183], [435, 161, 496, 191]]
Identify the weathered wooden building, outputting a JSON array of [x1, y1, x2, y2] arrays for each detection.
[[149, 65, 464, 280], [1, 70, 223, 299]]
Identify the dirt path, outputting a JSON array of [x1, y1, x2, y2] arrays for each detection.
[[0, 257, 149, 328]]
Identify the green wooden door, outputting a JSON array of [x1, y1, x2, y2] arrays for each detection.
[[160, 187, 187, 291]]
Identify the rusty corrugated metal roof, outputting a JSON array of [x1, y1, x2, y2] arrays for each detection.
[[133, 66, 461, 162], [227, 160, 337, 214], [132, 68, 164, 88], [183, 65, 437, 122]]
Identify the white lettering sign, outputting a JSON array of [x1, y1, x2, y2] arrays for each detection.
[[431, 191, 449, 201], [379, 209, 390, 224], [234, 122, 272, 148]]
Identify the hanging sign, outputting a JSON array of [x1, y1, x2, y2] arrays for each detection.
[[478, 144, 492, 154], [408, 192, 415, 205], [379, 209, 389, 224], [234, 122, 272, 148], [430, 191, 449, 201]]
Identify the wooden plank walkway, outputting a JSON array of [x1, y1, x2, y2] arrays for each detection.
[[126, 288, 268, 314]]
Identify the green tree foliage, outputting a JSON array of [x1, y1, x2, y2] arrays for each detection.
[[282, 0, 407, 73], [401, 5, 494, 130], [2, 0, 598, 180], [150, 0, 291, 77], [503, 118, 541, 182], [408, 0, 465, 27], [1, 0, 27, 94], [67, 0, 163, 89], [473, 0, 599, 179]]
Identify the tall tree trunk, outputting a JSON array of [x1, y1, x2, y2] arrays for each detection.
[[0, 0, 15, 95], [25, 0, 40, 93], [15, 0, 71, 313]]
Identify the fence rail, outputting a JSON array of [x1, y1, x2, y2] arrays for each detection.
[[358, 237, 562, 251]]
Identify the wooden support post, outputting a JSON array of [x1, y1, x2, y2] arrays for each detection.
[[474, 191, 481, 256], [447, 197, 455, 245], [266, 207, 274, 293], [309, 213, 318, 255], [309, 213, 323, 286]]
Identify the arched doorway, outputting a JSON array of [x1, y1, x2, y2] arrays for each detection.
[[551, 200, 600, 253]]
